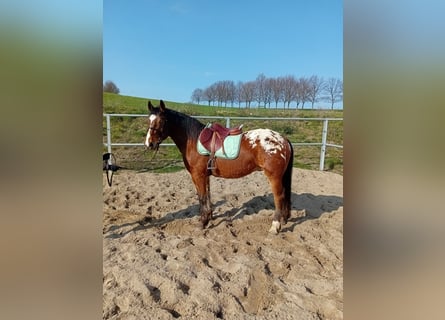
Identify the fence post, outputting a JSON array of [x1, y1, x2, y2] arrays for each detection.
[[225, 117, 230, 128], [106, 114, 112, 155], [319, 119, 328, 171]]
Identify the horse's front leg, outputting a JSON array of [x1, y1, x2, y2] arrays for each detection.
[[191, 172, 212, 228]]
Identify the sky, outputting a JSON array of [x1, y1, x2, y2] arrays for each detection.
[[103, 0, 343, 107]]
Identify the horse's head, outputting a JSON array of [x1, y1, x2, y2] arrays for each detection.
[[144, 100, 169, 150]]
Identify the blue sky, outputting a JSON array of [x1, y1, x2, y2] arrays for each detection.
[[103, 0, 343, 106]]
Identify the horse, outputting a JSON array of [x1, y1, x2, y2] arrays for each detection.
[[144, 100, 294, 234]]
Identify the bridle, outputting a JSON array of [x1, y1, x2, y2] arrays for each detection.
[[148, 116, 167, 149], [146, 116, 167, 160]]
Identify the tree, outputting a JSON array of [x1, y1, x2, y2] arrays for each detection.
[[293, 78, 302, 108], [235, 81, 243, 108], [216, 80, 236, 107], [282, 75, 297, 108], [240, 81, 256, 108], [103, 80, 120, 94], [307, 75, 324, 109], [191, 88, 204, 104], [270, 77, 283, 108], [297, 77, 311, 109], [225, 80, 236, 107], [254, 73, 267, 108], [323, 78, 343, 109], [203, 84, 217, 106], [264, 77, 274, 108], [214, 81, 224, 106]]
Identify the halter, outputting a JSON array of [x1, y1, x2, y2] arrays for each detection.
[[147, 115, 167, 150]]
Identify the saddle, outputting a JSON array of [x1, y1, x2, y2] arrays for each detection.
[[198, 122, 243, 170]]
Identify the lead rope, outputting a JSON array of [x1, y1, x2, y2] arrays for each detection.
[[103, 153, 124, 187], [106, 168, 113, 187], [150, 147, 159, 161], [143, 145, 159, 162]]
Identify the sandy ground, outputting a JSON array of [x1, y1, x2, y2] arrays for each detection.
[[103, 168, 343, 319]]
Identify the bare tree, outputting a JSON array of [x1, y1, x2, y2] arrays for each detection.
[[103, 80, 120, 94], [254, 73, 267, 108], [307, 75, 324, 109], [235, 81, 243, 108], [270, 77, 283, 108], [191, 88, 203, 104], [294, 79, 302, 108], [203, 84, 217, 106], [240, 81, 256, 108], [217, 80, 236, 107], [323, 78, 343, 109], [214, 81, 225, 106], [282, 75, 297, 108], [225, 80, 236, 107], [264, 77, 274, 108], [298, 77, 311, 109]]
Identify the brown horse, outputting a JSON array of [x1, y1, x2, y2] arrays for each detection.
[[144, 100, 294, 234]]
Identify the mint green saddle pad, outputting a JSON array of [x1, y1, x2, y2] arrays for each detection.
[[197, 134, 243, 160]]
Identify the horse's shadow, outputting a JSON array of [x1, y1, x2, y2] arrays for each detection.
[[104, 200, 223, 239], [104, 193, 343, 238], [282, 193, 343, 232], [211, 193, 343, 232]]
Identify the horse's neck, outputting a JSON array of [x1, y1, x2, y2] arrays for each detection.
[[167, 112, 202, 154], [169, 129, 188, 154]]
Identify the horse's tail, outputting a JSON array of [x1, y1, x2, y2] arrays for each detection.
[[283, 139, 294, 221]]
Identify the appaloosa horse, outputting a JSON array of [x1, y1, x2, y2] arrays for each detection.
[[145, 100, 294, 234]]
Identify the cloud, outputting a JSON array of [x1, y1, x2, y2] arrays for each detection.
[[169, 1, 189, 15], [204, 71, 216, 77]]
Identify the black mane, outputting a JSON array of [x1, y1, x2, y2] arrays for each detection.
[[165, 108, 205, 140]]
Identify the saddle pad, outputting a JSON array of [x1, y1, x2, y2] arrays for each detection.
[[197, 133, 243, 160]]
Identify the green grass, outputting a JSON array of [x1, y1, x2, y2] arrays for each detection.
[[103, 93, 343, 174]]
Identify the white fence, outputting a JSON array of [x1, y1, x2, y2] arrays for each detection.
[[103, 114, 343, 171]]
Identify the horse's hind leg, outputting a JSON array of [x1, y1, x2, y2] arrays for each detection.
[[265, 171, 286, 234], [191, 172, 212, 228], [266, 142, 293, 234]]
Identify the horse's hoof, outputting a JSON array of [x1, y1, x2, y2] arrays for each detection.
[[268, 220, 281, 234]]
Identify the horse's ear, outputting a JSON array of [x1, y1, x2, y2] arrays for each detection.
[[148, 101, 154, 112], [159, 100, 166, 113]]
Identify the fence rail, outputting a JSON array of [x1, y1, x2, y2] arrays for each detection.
[[103, 114, 343, 171]]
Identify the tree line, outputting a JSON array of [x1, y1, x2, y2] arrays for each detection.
[[191, 74, 342, 109]]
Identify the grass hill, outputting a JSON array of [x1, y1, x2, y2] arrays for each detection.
[[103, 93, 343, 174]]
